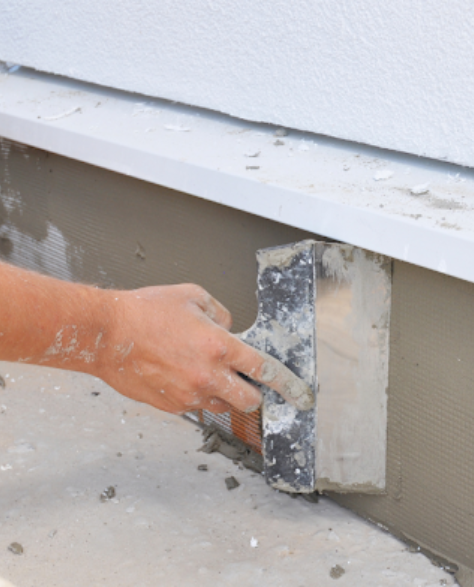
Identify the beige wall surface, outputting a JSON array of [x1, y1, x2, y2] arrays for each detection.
[[1, 139, 473, 580]]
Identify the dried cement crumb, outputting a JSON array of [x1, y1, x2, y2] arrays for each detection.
[[410, 183, 430, 195], [330, 565, 346, 579], [373, 169, 394, 181], [8, 542, 23, 555], [225, 476, 240, 490], [100, 486, 116, 502]]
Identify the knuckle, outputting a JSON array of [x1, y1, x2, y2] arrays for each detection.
[[222, 310, 232, 328], [178, 283, 206, 300], [203, 335, 228, 360], [211, 340, 228, 360], [193, 371, 213, 391], [188, 283, 208, 299]]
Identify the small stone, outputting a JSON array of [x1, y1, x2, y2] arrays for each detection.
[[100, 486, 116, 502], [8, 542, 23, 555], [116, 452, 122, 457], [330, 565, 345, 579], [274, 128, 289, 137], [137, 433, 143, 439], [225, 476, 240, 490], [91, 391, 100, 396], [250, 537, 259, 548], [198, 464, 208, 471], [274, 139, 285, 146], [0, 375, 5, 388]]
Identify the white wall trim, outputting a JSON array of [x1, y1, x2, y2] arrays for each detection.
[[1, 68, 474, 284]]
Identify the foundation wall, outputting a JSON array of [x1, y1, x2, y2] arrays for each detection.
[[1, 139, 473, 577]]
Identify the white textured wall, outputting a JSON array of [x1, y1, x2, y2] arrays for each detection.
[[1, 1, 474, 167]]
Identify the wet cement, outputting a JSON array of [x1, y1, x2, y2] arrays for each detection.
[[197, 424, 263, 474], [0, 138, 473, 583]]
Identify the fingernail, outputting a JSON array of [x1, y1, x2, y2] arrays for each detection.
[[295, 391, 315, 411], [285, 380, 315, 411]]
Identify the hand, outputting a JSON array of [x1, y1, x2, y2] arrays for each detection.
[[100, 284, 313, 415]]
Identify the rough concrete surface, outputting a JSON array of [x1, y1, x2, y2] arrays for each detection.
[[0, 362, 455, 587]]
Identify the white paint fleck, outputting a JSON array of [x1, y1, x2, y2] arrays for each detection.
[[164, 124, 191, 132], [373, 169, 394, 181], [297, 142, 311, 151]]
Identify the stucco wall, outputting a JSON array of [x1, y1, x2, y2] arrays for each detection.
[[1, 1, 474, 168]]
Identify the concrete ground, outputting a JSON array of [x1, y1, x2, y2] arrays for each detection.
[[0, 362, 456, 587]]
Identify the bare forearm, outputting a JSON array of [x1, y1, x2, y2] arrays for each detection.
[[0, 262, 313, 414], [0, 262, 113, 375]]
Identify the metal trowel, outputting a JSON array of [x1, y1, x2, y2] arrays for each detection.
[[240, 240, 392, 494], [240, 240, 317, 493]]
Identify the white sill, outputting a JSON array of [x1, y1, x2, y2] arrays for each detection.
[[1, 67, 474, 284]]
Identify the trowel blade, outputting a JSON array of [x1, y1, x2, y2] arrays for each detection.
[[240, 240, 317, 493]]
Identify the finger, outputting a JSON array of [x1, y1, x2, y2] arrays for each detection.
[[194, 289, 232, 330], [213, 371, 262, 413], [227, 336, 314, 411]]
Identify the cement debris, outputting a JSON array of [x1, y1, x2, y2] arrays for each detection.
[[7, 543, 23, 556], [225, 476, 240, 491], [330, 565, 346, 579], [100, 486, 116, 502], [197, 424, 263, 474]]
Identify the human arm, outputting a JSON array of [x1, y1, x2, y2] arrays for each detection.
[[0, 262, 314, 414]]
